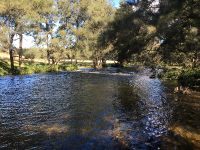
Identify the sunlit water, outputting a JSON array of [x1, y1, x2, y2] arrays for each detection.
[[0, 72, 199, 150]]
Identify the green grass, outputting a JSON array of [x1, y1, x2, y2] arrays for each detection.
[[59, 64, 78, 71], [0, 60, 10, 76], [19, 64, 79, 75], [0, 59, 80, 76]]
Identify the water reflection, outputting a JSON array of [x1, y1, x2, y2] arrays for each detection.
[[0, 72, 199, 149], [112, 75, 172, 149]]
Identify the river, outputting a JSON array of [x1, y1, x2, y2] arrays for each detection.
[[0, 71, 199, 149]]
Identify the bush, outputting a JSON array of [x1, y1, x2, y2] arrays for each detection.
[[34, 65, 48, 73], [0, 61, 79, 76], [20, 66, 34, 75], [23, 49, 36, 60], [161, 68, 182, 80], [0, 60, 10, 75], [59, 64, 78, 71], [47, 65, 59, 72], [0, 67, 8, 76], [23, 48, 46, 60], [178, 69, 200, 90]]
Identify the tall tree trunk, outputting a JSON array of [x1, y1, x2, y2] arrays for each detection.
[[102, 58, 106, 67], [19, 33, 23, 67], [192, 50, 199, 68], [70, 49, 73, 64], [9, 34, 15, 74], [46, 33, 51, 64], [75, 59, 77, 64], [93, 58, 98, 69], [47, 49, 51, 64]]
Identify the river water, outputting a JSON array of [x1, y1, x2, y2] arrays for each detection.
[[0, 72, 199, 149]]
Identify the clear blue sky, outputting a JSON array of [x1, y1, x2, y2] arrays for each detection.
[[113, 0, 120, 7]]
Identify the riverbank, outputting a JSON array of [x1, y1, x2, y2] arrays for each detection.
[[0, 60, 79, 76], [147, 66, 200, 93], [1, 59, 199, 94]]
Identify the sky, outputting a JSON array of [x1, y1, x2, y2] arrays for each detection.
[[13, 35, 35, 49], [13, 0, 120, 49], [113, 0, 120, 7]]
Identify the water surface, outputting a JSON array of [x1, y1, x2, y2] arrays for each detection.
[[0, 72, 199, 149]]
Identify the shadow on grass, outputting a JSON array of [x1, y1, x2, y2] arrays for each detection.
[[0, 59, 11, 75], [0, 59, 10, 71]]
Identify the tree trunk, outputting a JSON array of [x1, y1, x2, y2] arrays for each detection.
[[93, 58, 98, 69], [19, 33, 23, 67], [47, 49, 51, 64], [9, 34, 15, 74], [75, 59, 77, 64], [93, 58, 104, 69], [102, 58, 106, 67], [52, 58, 55, 65], [98, 59, 103, 69], [70, 49, 73, 64], [46, 33, 51, 64], [192, 50, 199, 68]]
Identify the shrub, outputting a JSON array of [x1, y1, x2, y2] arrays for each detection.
[[178, 69, 200, 90], [0, 60, 9, 75], [34, 65, 48, 73], [23, 49, 36, 60], [59, 64, 78, 71], [0, 67, 8, 76], [47, 65, 59, 72], [20, 66, 34, 75], [23, 48, 45, 60], [161, 68, 182, 80]]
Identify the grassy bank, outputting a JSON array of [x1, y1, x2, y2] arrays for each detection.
[[1, 58, 199, 93], [0, 60, 79, 76]]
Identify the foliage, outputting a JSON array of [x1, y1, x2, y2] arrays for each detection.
[[161, 68, 182, 80], [32, 64, 48, 73], [59, 64, 78, 71], [100, 1, 158, 65], [0, 0, 199, 83], [157, 0, 200, 67], [0, 0, 55, 72], [19, 63, 79, 75], [0, 68, 7, 76], [20, 66, 35, 75], [23, 48, 44, 60], [178, 69, 200, 90]]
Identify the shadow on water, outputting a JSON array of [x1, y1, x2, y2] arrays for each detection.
[[0, 72, 199, 149]]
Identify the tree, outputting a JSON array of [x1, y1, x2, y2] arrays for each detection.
[[157, 0, 200, 67], [0, 0, 31, 73], [101, 1, 157, 65], [82, 0, 114, 68], [57, 0, 89, 64], [32, 0, 55, 64]]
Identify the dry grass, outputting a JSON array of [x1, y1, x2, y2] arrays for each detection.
[[169, 124, 200, 148]]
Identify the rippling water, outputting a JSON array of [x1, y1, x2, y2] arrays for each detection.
[[0, 72, 199, 150]]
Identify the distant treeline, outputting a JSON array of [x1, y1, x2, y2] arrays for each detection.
[[0, 0, 199, 74]]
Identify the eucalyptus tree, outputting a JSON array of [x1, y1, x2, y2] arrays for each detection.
[[82, 0, 114, 68], [0, 0, 32, 73], [100, 0, 158, 65], [57, 0, 89, 63], [157, 0, 200, 67], [31, 0, 56, 64]]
